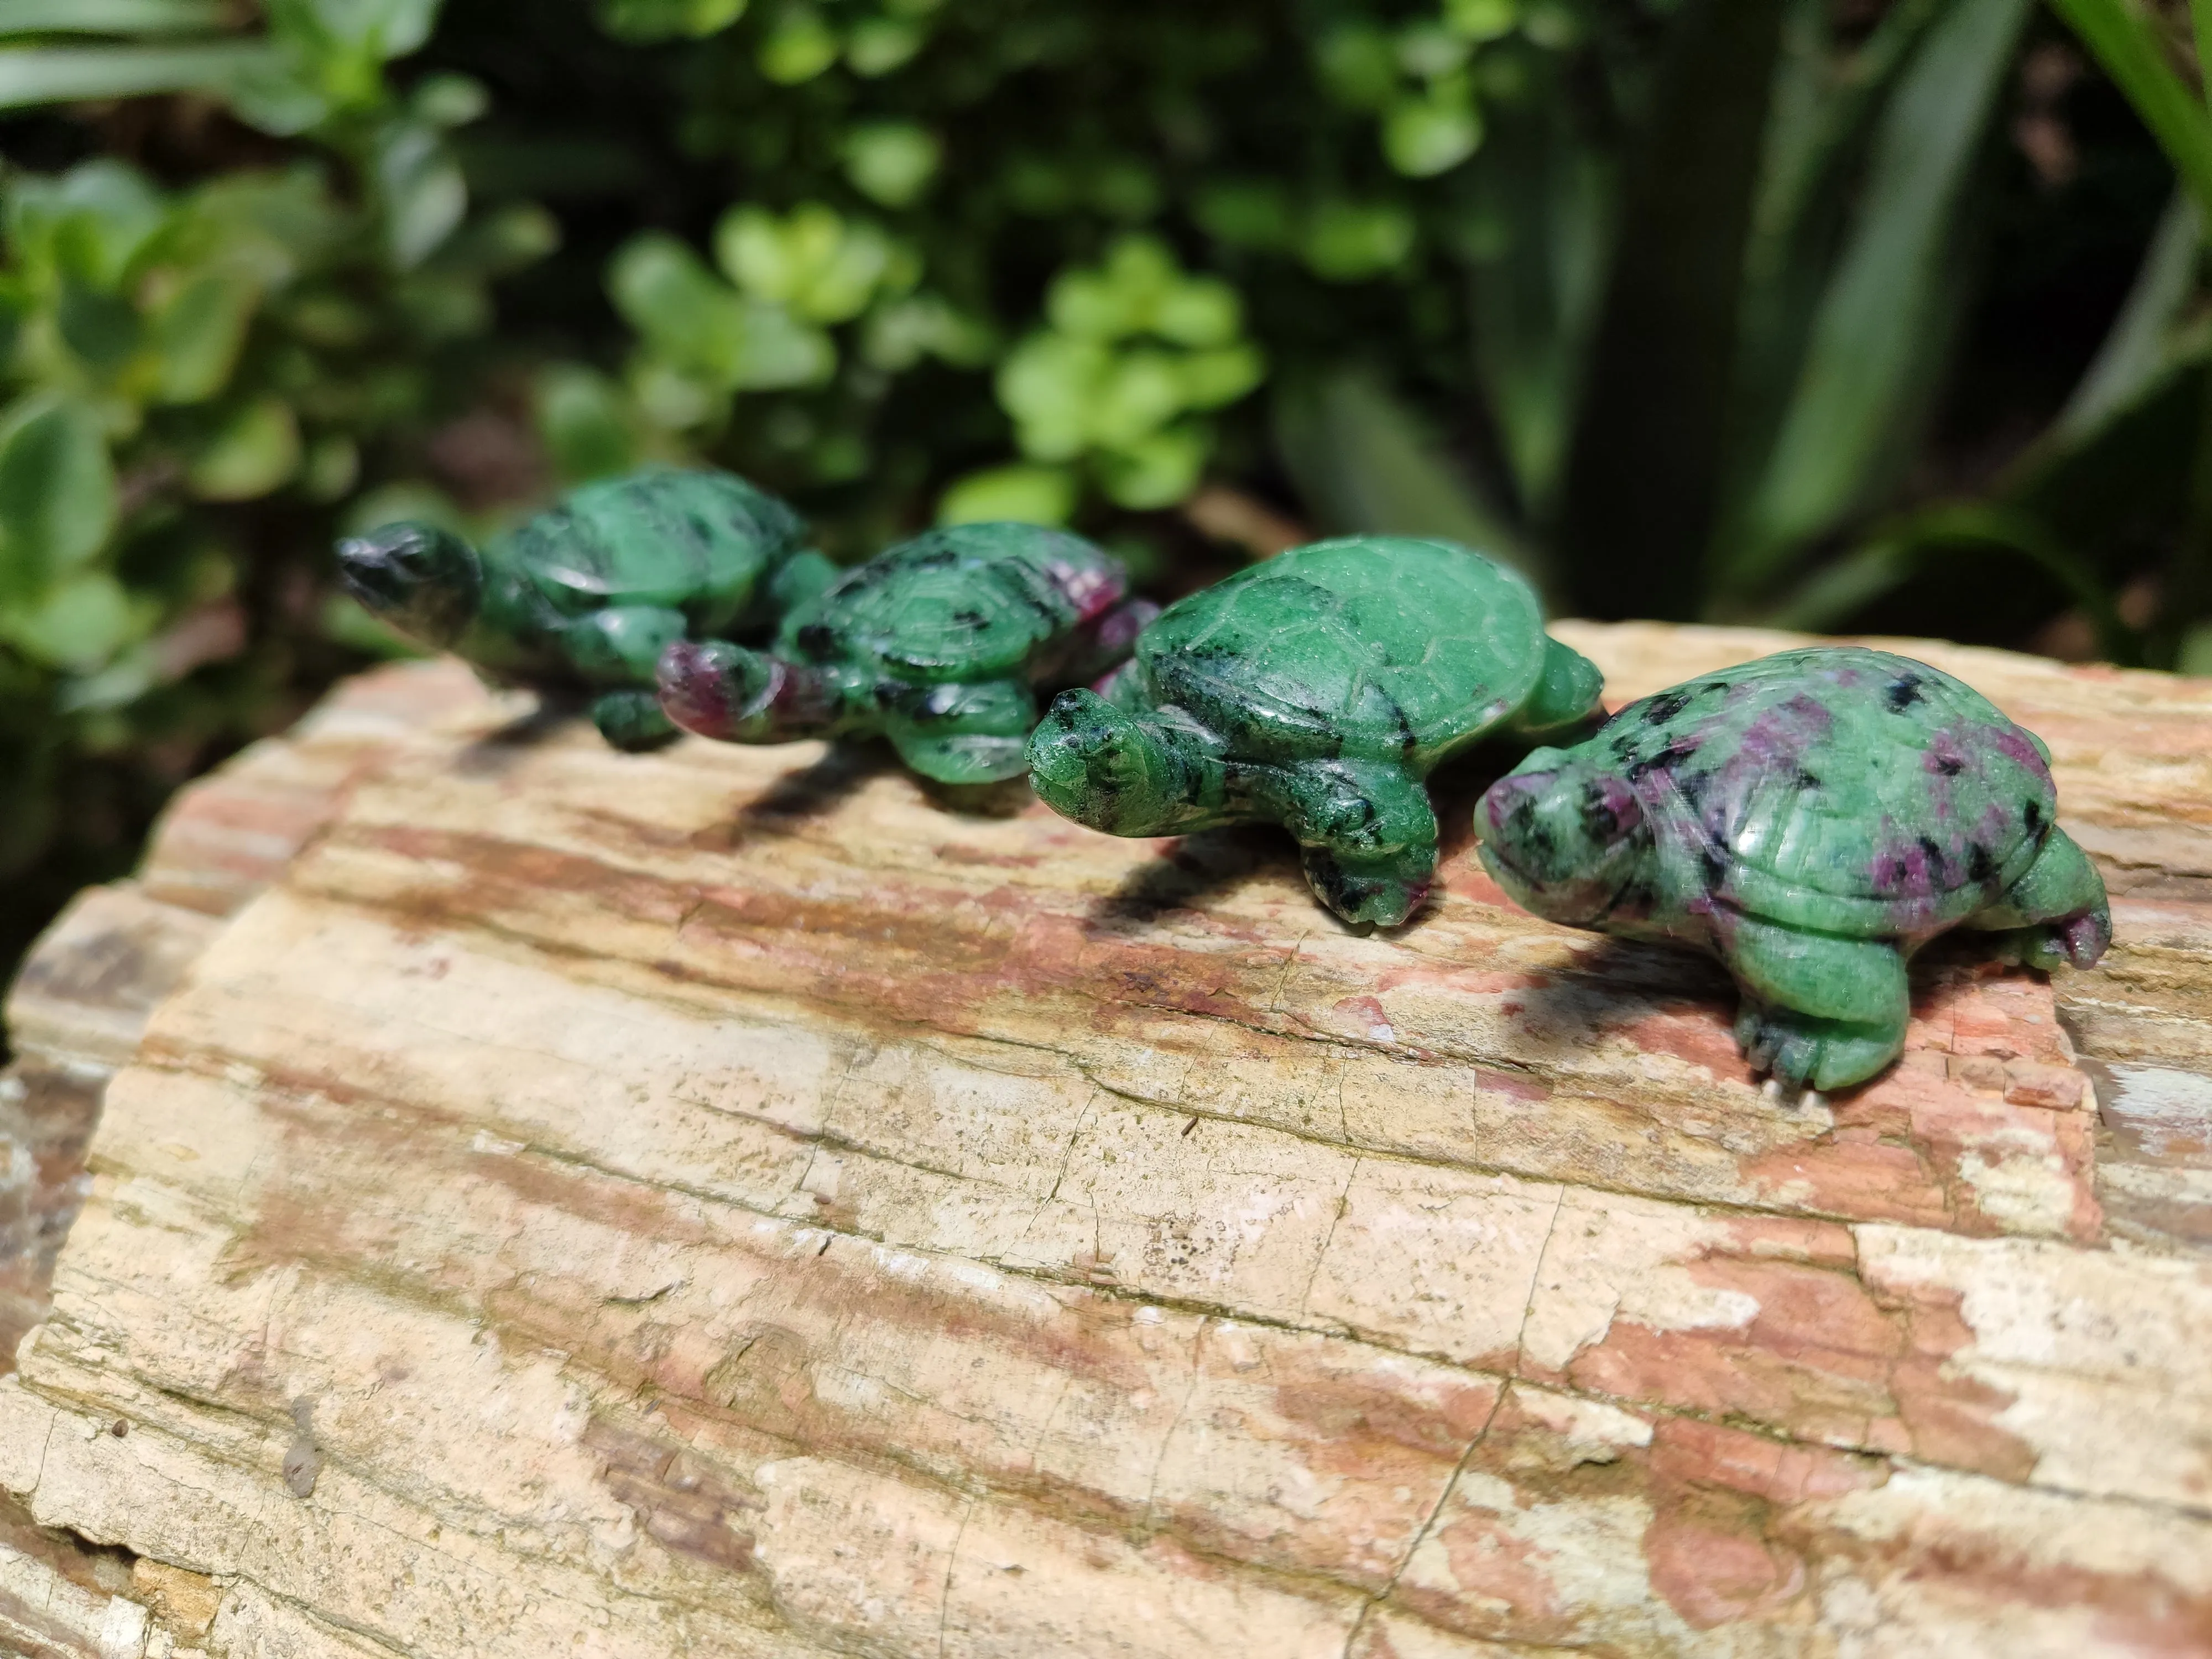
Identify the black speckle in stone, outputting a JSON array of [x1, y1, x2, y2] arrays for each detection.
[[796, 623, 837, 658], [1934, 755, 1965, 776], [1699, 849, 1726, 891], [1794, 768, 1822, 792], [952, 608, 988, 629], [1886, 675, 1924, 712], [1580, 781, 1623, 840], [1642, 691, 1693, 726], [1918, 835, 1947, 875], [2024, 799, 2044, 836], [1679, 770, 1711, 807], [1968, 843, 1995, 883], [1609, 732, 1638, 762]]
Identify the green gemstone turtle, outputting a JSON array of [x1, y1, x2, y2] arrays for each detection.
[[336, 466, 833, 751], [1026, 535, 1605, 928], [655, 521, 1157, 784], [1473, 646, 2111, 1093]]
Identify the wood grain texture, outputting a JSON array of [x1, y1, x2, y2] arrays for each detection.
[[1, 624, 2208, 1657]]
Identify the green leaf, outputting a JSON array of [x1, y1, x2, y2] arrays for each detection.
[[846, 16, 922, 75], [536, 365, 639, 482], [6, 158, 168, 289], [187, 395, 301, 500], [0, 571, 135, 671], [0, 0, 231, 36], [149, 273, 257, 402], [842, 122, 941, 207], [1177, 345, 1265, 409], [937, 463, 1077, 526], [715, 203, 892, 323], [0, 394, 117, 602], [759, 5, 838, 83], [998, 333, 1111, 460], [274, 0, 438, 58], [0, 42, 280, 108], [609, 232, 750, 380], [2047, 0, 2212, 222], [376, 121, 467, 269], [1298, 200, 1415, 280], [2049, 189, 2201, 447], [1272, 369, 1541, 586], [1152, 278, 1243, 348], [55, 281, 142, 374], [1096, 423, 1208, 509], [1088, 350, 1186, 448], [1733, 0, 2031, 582], [1383, 84, 1483, 177], [1443, 0, 1517, 41], [595, 0, 745, 41]]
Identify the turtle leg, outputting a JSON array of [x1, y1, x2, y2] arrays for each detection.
[[1507, 636, 1607, 740], [1720, 915, 1910, 1092], [884, 680, 1041, 785], [588, 691, 680, 751], [1963, 826, 2111, 971], [766, 549, 840, 617], [1274, 759, 1440, 931], [556, 605, 690, 750]]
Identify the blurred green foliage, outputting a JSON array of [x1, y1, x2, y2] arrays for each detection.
[[0, 0, 2201, 1036]]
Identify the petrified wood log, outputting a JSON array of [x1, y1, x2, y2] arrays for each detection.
[[0, 624, 2208, 1657]]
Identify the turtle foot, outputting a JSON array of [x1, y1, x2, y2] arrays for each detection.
[[1300, 848, 1431, 931], [1986, 909, 2111, 973], [1734, 1001, 1901, 1094], [589, 690, 681, 752]]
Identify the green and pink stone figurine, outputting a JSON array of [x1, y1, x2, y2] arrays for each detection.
[[1473, 646, 2111, 1093], [338, 467, 833, 751], [1026, 536, 1605, 928], [657, 521, 1156, 784]]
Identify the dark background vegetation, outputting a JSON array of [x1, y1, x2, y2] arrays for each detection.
[[0, 0, 2204, 1050]]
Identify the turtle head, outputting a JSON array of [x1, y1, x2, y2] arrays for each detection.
[[1028, 690, 1207, 837], [337, 522, 482, 649], [1474, 750, 1646, 925]]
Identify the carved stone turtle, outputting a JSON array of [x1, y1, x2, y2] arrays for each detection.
[[655, 521, 1156, 784], [337, 466, 831, 750], [1026, 535, 1604, 928], [1473, 646, 2111, 1092]]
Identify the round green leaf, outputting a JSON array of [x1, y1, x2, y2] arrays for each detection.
[[1089, 349, 1186, 448], [1301, 200, 1416, 280], [846, 17, 924, 75], [187, 396, 300, 501], [759, 7, 839, 84], [1152, 278, 1243, 348], [842, 122, 941, 206], [535, 363, 639, 483], [1176, 343, 1265, 409], [0, 393, 117, 602], [1, 570, 136, 671], [1096, 424, 1207, 510], [1444, 0, 1519, 41], [596, 0, 747, 40], [1384, 91, 1483, 178], [937, 463, 1077, 526]]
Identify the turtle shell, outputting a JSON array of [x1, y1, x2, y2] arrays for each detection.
[[1131, 536, 1548, 769], [780, 523, 1126, 685], [500, 468, 806, 632], [1604, 646, 2056, 935]]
